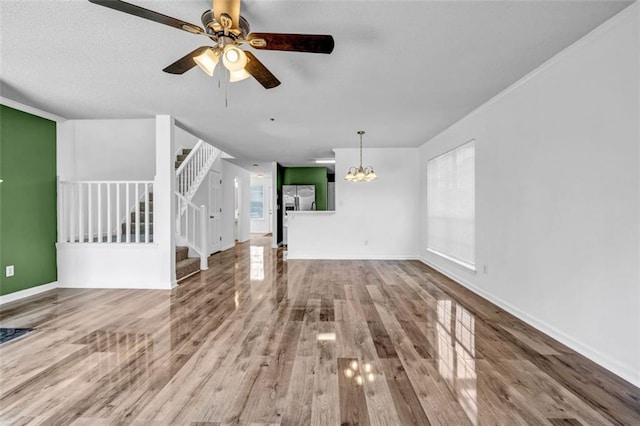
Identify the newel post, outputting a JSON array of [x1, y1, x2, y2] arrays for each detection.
[[200, 204, 208, 270]]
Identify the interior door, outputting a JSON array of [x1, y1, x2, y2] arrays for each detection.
[[208, 171, 222, 254], [266, 184, 273, 233]]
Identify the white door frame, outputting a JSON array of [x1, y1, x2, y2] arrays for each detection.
[[208, 170, 222, 254]]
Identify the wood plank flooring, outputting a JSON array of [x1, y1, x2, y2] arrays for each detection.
[[1, 236, 639, 425]]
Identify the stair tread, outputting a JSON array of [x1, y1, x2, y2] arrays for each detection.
[[176, 257, 199, 267], [176, 256, 200, 281]]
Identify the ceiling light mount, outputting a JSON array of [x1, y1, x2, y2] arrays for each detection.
[[345, 130, 377, 182]]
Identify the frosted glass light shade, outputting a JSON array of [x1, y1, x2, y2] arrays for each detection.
[[229, 68, 251, 82], [194, 48, 219, 77], [223, 46, 247, 72]]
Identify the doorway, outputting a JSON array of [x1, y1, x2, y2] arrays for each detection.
[[208, 170, 222, 254], [250, 176, 273, 235], [234, 177, 241, 241]]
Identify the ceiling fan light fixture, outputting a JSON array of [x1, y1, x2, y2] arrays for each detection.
[[223, 45, 247, 72], [229, 68, 251, 82], [193, 48, 219, 76]]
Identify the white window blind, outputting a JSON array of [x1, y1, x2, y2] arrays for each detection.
[[427, 140, 475, 269]]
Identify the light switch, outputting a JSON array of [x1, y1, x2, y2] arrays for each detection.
[[6, 265, 15, 277]]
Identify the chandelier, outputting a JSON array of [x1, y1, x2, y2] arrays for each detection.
[[345, 131, 377, 182]]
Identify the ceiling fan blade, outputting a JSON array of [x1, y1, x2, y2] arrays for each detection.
[[213, 0, 241, 29], [248, 33, 334, 54], [88, 0, 205, 35], [163, 46, 211, 74], [244, 51, 280, 89]]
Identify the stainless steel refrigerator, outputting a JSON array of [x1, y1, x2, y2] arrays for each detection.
[[282, 185, 315, 245]]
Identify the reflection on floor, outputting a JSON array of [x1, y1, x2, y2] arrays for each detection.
[[0, 236, 638, 424]]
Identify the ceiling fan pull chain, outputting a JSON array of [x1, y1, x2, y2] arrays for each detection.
[[225, 67, 229, 108]]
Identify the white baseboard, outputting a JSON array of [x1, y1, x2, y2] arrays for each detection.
[[57, 281, 173, 290], [418, 257, 640, 388], [221, 243, 236, 252], [0, 282, 58, 306], [286, 254, 418, 260]]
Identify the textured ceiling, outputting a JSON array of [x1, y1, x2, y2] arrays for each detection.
[[0, 0, 632, 166]]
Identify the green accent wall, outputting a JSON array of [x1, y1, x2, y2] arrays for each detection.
[[283, 167, 328, 211], [0, 105, 57, 296]]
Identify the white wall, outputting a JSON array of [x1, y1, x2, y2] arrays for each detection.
[[249, 174, 272, 234], [287, 148, 420, 259], [56, 119, 156, 180], [419, 4, 640, 386], [222, 160, 251, 249]]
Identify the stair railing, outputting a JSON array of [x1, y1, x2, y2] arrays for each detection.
[[175, 192, 208, 270], [176, 140, 218, 202], [58, 179, 154, 244]]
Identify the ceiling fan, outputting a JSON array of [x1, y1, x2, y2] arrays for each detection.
[[88, 0, 335, 89]]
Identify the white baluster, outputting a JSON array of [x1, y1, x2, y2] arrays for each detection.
[[97, 183, 102, 243], [87, 183, 92, 243], [135, 183, 140, 243], [125, 183, 130, 243], [107, 183, 112, 243], [78, 183, 84, 243], [200, 204, 208, 270], [191, 208, 196, 245], [116, 183, 121, 243], [144, 183, 149, 243], [185, 203, 189, 243]]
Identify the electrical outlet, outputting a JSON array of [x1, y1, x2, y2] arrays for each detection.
[[6, 265, 14, 277], [364, 240, 368, 246], [483, 264, 488, 274]]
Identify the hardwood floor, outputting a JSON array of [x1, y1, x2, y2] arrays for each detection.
[[1, 236, 638, 425]]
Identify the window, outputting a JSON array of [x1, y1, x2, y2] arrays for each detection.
[[427, 140, 475, 269], [250, 185, 264, 219]]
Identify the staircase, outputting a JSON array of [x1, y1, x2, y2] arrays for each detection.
[[121, 192, 153, 242], [174, 143, 218, 281], [175, 148, 190, 169], [174, 148, 201, 282], [176, 246, 200, 281], [56, 126, 219, 289]]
